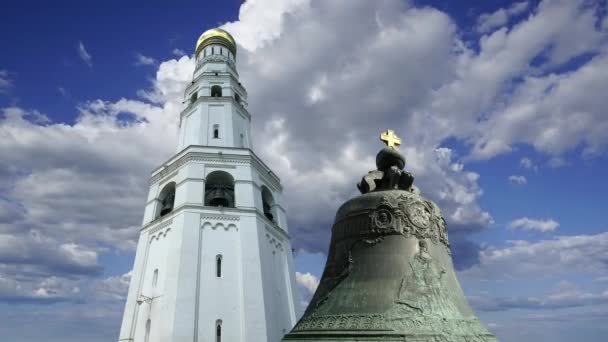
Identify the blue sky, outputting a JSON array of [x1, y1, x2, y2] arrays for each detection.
[[1, 0, 608, 341]]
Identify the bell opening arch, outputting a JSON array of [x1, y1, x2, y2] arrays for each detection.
[[204, 171, 235, 208], [261, 185, 276, 223], [156, 182, 176, 218]]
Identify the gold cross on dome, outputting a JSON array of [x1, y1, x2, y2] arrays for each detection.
[[380, 129, 401, 147]]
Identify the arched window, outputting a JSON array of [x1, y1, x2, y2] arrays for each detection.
[[220, 47, 223, 55], [211, 85, 222, 97], [261, 186, 276, 222], [216, 255, 222, 278], [216, 320, 222, 342], [157, 182, 176, 218], [204, 171, 235, 208], [152, 269, 158, 288], [213, 124, 220, 139], [190, 91, 198, 104], [145, 319, 151, 342]]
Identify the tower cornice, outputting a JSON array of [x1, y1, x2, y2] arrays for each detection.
[[180, 95, 250, 121], [140, 204, 291, 241], [150, 146, 282, 191], [185, 70, 247, 96]]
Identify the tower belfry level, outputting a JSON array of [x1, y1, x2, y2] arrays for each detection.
[[118, 28, 299, 342]]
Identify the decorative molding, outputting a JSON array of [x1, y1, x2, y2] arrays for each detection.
[[265, 231, 284, 251], [149, 149, 282, 192], [331, 192, 451, 251], [201, 218, 239, 231], [196, 54, 236, 71], [209, 222, 238, 231], [144, 218, 173, 234], [150, 227, 171, 243], [150, 153, 248, 184], [200, 214, 240, 222], [158, 171, 179, 187], [204, 163, 237, 169], [292, 313, 493, 338]]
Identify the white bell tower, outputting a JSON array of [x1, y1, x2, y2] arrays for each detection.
[[118, 28, 299, 342]]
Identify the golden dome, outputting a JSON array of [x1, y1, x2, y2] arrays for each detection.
[[195, 28, 237, 57]]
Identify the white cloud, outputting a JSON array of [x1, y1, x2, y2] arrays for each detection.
[[477, 1, 530, 33], [222, 0, 310, 51], [219, 1, 493, 250], [470, 282, 608, 312], [423, 0, 608, 161], [93, 271, 132, 301], [77, 41, 92, 67], [295, 271, 319, 295], [134, 53, 156, 66], [0, 70, 13, 93], [172, 48, 186, 57], [461, 232, 608, 281], [295, 271, 319, 307], [520, 157, 536, 170], [508, 217, 559, 232], [508, 175, 527, 185], [0, 44, 190, 304]]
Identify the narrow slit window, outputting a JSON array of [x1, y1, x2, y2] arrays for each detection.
[[145, 319, 151, 342], [213, 124, 219, 139], [216, 320, 222, 342], [216, 255, 222, 277], [152, 269, 158, 288], [212, 47, 215, 54]]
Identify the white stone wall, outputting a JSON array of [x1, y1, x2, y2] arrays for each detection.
[[120, 39, 297, 342], [119, 148, 299, 342]]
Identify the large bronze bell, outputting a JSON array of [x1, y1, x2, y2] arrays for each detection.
[[283, 131, 496, 342], [159, 192, 175, 217], [263, 201, 274, 221], [205, 185, 235, 207]]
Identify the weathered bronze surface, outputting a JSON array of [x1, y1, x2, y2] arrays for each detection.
[[283, 132, 496, 341]]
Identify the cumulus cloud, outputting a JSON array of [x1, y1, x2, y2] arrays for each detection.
[[296, 271, 319, 307], [77, 41, 92, 67], [508, 217, 559, 232], [134, 53, 156, 66], [172, 48, 186, 57], [470, 282, 608, 312], [92, 271, 132, 302], [419, 0, 608, 161], [477, 1, 530, 33], [509, 175, 527, 185], [0, 55, 186, 303], [220, 1, 495, 251], [296, 271, 319, 294], [461, 232, 608, 281]]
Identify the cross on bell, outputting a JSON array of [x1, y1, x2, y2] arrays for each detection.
[[380, 129, 401, 148]]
